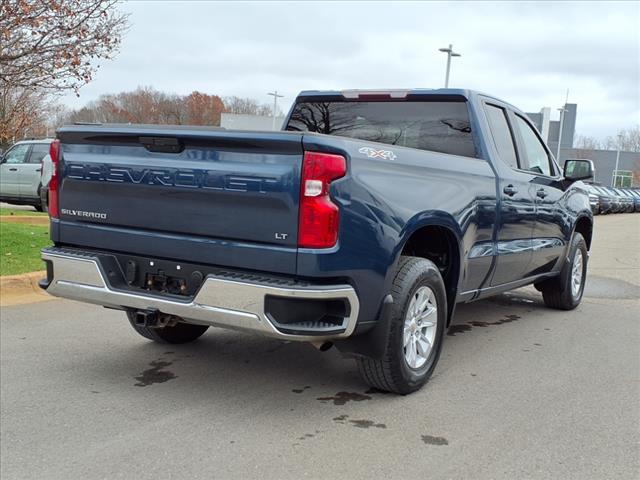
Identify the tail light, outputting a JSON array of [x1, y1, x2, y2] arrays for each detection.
[[48, 139, 60, 218], [298, 151, 346, 248]]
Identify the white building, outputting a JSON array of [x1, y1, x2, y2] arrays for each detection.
[[220, 113, 286, 131]]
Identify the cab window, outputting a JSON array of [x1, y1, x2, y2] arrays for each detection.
[[286, 100, 477, 158]]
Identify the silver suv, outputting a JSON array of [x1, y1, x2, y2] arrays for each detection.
[[0, 139, 53, 211]]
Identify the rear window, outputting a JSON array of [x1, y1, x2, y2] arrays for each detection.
[[285, 100, 477, 158], [29, 143, 50, 163]]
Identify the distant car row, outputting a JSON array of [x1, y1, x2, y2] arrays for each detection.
[[585, 184, 640, 214]]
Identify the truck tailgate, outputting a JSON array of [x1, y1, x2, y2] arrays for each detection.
[[54, 126, 303, 274]]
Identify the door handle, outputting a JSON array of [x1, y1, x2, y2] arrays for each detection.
[[536, 188, 548, 199], [8, 168, 17, 171], [503, 184, 518, 196], [35, 168, 42, 172]]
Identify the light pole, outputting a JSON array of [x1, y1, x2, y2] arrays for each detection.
[[267, 91, 284, 130], [612, 133, 623, 187], [555, 89, 570, 163], [556, 106, 566, 163], [438, 44, 461, 88]]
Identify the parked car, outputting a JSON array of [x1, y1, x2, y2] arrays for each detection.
[[614, 188, 633, 213], [39, 89, 594, 394], [602, 187, 623, 213], [585, 184, 601, 214], [39, 149, 55, 212], [629, 189, 640, 212], [591, 186, 613, 214], [0, 138, 53, 211], [619, 189, 636, 213]]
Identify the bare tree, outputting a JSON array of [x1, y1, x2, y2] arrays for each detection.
[[604, 125, 640, 152], [223, 96, 278, 116], [64, 87, 225, 127], [0, 87, 47, 142], [186, 91, 224, 126], [1, 0, 129, 92], [574, 134, 601, 151], [0, 0, 129, 147]]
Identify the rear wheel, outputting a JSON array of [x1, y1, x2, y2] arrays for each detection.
[[33, 184, 44, 212], [127, 312, 209, 344], [39, 186, 48, 213], [356, 256, 447, 395], [536, 232, 588, 310]]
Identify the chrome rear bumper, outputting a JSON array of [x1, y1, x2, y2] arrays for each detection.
[[41, 247, 359, 342]]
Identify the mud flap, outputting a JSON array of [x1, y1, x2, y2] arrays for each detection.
[[334, 294, 394, 360]]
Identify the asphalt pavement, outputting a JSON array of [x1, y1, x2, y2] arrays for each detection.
[[1, 214, 639, 479]]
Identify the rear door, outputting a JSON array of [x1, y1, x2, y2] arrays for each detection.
[[482, 102, 537, 286], [19, 142, 49, 198], [510, 113, 566, 275], [56, 127, 304, 274], [0, 144, 31, 197]]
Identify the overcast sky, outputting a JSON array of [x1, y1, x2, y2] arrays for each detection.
[[61, 0, 639, 140]]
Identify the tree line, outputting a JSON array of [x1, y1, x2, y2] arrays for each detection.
[[575, 127, 640, 153], [0, 1, 280, 148], [2, 85, 282, 145], [63, 88, 279, 126]]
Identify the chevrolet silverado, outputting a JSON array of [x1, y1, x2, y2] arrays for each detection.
[[40, 89, 594, 394]]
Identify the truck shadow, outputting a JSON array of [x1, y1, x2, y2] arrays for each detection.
[[447, 286, 544, 335], [85, 287, 552, 403]]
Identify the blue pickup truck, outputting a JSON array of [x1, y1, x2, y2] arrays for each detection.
[[40, 89, 594, 394]]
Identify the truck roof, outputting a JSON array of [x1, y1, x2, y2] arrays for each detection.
[[295, 88, 519, 111]]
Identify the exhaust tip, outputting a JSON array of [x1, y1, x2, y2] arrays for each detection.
[[311, 341, 333, 352]]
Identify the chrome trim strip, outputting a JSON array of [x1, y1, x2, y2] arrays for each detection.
[[42, 249, 359, 342], [469, 238, 565, 258]]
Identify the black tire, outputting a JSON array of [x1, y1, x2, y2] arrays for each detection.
[[34, 203, 44, 212], [39, 186, 48, 213], [126, 312, 209, 344], [356, 256, 447, 395], [537, 232, 588, 310]]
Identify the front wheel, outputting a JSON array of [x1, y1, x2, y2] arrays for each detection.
[[356, 256, 447, 395], [127, 312, 209, 344], [536, 232, 588, 310]]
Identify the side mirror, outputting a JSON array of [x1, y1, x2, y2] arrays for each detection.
[[564, 159, 594, 182]]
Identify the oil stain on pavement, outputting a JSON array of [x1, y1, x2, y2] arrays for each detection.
[[421, 434, 449, 446], [134, 359, 177, 387], [317, 391, 372, 405], [292, 386, 311, 393], [333, 414, 386, 429], [447, 314, 521, 336]]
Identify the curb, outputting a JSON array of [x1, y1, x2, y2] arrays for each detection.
[[0, 271, 54, 307]]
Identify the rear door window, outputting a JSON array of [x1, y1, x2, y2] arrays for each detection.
[[28, 144, 49, 163], [483, 104, 518, 169], [286, 100, 477, 158]]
